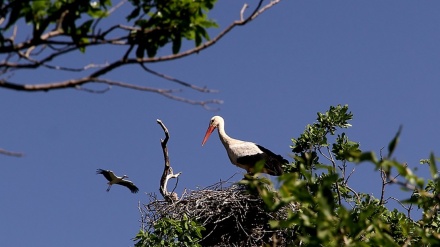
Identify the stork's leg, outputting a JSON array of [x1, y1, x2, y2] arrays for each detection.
[[106, 184, 112, 192]]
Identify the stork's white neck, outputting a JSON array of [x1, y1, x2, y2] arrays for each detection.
[[216, 119, 238, 146]]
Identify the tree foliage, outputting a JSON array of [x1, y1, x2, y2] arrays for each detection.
[[134, 214, 205, 247], [245, 104, 440, 246], [137, 104, 440, 246]]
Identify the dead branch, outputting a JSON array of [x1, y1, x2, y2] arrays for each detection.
[[157, 119, 181, 202], [379, 162, 405, 205]]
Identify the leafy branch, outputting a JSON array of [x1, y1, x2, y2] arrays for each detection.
[[0, 0, 281, 107]]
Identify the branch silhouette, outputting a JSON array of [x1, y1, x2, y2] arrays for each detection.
[[0, 0, 281, 107], [0, 148, 23, 157]]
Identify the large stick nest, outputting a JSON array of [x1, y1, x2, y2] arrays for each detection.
[[140, 178, 298, 246]]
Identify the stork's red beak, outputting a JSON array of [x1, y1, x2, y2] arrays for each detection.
[[202, 125, 215, 146]]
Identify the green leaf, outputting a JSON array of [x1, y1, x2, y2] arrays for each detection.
[[127, 7, 141, 21], [78, 19, 94, 35], [253, 159, 265, 174], [195, 32, 202, 47], [388, 125, 402, 158], [146, 45, 157, 58], [172, 34, 182, 54], [87, 9, 108, 18], [136, 44, 145, 59], [429, 152, 438, 179]]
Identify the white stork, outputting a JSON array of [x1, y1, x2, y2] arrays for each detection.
[[202, 116, 287, 176], [96, 169, 139, 193]]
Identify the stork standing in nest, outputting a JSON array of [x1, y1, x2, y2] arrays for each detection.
[[202, 116, 287, 176], [96, 169, 139, 193]]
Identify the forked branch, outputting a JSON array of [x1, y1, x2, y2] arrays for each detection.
[[157, 119, 181, 202]]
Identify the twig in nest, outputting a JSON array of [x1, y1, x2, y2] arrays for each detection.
[[157, 119, 181, 202]]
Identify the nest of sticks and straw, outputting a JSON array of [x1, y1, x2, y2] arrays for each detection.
[[139, 178, 298, 247]]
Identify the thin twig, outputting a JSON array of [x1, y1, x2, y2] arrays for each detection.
[[319, 146, 342, 205], [379, 147, 386, 205], [345, 167, 356, 185], [380, 162, 404, 205], [345, 185, 361, 204], [240, 4, 249, 21], [138, 201, 145, 229], [379, 166, 387, 205], [159, 91, 223, 110], [386, 196, 411, 212], [139, 63, 218, 93], [0, 148, 24, 157], [92, 0, 127, 36], [407, 196, 413, 219], [75, 85, 111, 94]]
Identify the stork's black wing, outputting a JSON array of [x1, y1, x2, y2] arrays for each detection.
[[96, 169, 115, 181], [118, 180, 139, 193], [256, 144, 288, 176]]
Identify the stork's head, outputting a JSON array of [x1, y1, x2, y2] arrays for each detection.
[[202, 116, 224, 146]]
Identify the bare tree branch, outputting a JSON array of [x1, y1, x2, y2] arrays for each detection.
[[157, 119, 181, 202], [318, 146, 342, 205], [0, 148, 24, 157], [344, 167, 356, 184], [345, 185, 360, 204], [75, 85, 111, 94], [379, 161, 405, 205], [159, 92, 223, 110], [240, 4, 249, 22], [139, 63, 218, 93], [385, 196, 412, 217]]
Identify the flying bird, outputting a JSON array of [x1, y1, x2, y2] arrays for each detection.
[[96, 169, 139, 193], [202, 116, 287, 176]]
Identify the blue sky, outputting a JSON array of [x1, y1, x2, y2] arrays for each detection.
[[1, 1, 440, 246]]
